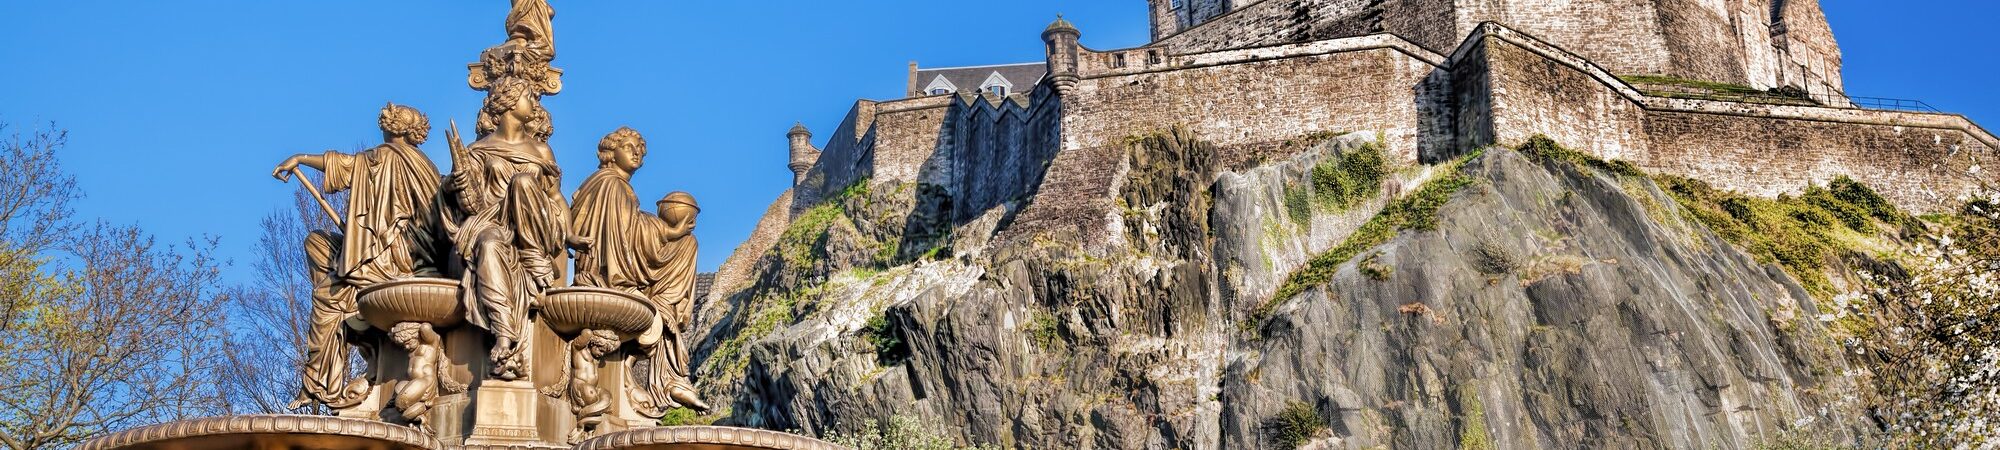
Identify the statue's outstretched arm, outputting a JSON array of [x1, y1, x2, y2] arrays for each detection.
[[272, 153, 332, 181]]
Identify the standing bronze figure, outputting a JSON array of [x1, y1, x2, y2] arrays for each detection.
[[569, 128, 707, 413]]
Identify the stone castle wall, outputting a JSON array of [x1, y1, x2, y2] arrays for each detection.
[[1465, 23, 1994, 211], [946, 90, 1064, 223], [1070, 34, 1451, 167], [718, 9, 1981, 301], [1149, 0, 1844, 94]]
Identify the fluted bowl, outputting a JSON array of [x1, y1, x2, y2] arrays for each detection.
[[77, 414, 440, 450], [541, 287, 655, 337], [357, 277, 465, 331]]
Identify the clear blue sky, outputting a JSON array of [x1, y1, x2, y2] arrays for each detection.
[[2, 1, 1993, 277]]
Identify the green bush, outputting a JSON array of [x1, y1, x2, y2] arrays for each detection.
[[1358, 252, 1394, 281], [659, 408, 711, 426], [824, 415, 999, 450], [1027, 311, 1062, 351], [864, 312, 909, 365], [1266, 401, 1327, 449], [1283, 182, 1312, 225], [1310, 141, 1388, 210], [1472, 241, 1518, 275]]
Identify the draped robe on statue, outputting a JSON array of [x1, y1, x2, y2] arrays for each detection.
[[569, 167, 698, 413], [299, 142, 443, 407], [450, 142, 566, 351]]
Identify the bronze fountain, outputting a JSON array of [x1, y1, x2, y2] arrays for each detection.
[[78, 2, 844, 449]]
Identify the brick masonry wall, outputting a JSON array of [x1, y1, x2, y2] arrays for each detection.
[[1655, 0, 1750, 85]]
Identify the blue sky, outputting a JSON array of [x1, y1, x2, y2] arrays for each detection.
[[2, 1, 1994, 277]]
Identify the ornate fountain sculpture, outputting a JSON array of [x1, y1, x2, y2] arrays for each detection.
[[79, 2, 850, 449]]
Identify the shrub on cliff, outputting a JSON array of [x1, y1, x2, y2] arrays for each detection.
[[824, 415, 999, 450]]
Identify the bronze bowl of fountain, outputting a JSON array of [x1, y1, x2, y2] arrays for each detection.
[[541, 286, 655, 338], [77, 414, 440, 450], [577, 426, 849, 450], [357, 277, 466, 331]]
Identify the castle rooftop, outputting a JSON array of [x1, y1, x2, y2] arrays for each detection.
[[905, 61, 1046, 98]]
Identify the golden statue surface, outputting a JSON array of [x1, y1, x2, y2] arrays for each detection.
[[249, 1, 726, 446]]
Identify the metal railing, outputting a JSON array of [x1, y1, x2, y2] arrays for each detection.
[[1634, 83, 1941, 113]]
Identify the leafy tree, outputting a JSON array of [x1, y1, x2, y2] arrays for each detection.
[[0, 123, 232, 450], [213, 186, 346, 415], [1847, 191, 2000, 445]]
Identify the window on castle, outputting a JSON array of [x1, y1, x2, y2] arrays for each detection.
[[1147, 50, 1161, 65], [987, 85, 1008, 96], [1113, 53, 1127, 68]]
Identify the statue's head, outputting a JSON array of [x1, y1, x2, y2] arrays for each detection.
[[390, 322, 430, 349], [582, 330, 620, 357], [475, 77, 553, 140], [658, 191, 699, 226], [596, 127, 647, 174], [378, 103, 430, 145]]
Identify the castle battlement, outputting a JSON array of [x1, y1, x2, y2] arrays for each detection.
[[732, 2, 1995, 303]]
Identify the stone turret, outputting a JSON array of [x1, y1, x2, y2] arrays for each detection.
[[1042, 16, 1080, 96], [786, 123, 818, 184], [1146, 0, 1180, 41]]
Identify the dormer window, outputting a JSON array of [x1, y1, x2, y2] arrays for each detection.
[[978, 71, 1015, 98], [931, 88, 951, 95]]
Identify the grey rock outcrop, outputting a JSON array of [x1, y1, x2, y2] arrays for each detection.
[[696, 133, 1869, 449]]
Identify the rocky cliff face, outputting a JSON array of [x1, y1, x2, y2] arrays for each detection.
[[691, 131, 1873, 449]]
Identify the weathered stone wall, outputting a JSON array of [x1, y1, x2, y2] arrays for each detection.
[[1772, 0, 1843, 96], [860, 96, 954, 186], [1453, 0, 1677, 78], [1471, 23, 1995, 213], [946, 89, 1064, 223], [1181, 0, 1237, 30], [1152, 0, 1386, 54], [1068, 36, 1449, 168], [1645, 112, 1991, 209], [1149, 0, 1844, 93], [1479, 34, 1654, 161]]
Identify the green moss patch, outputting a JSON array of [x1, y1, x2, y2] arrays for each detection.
[[1656, 174, 1910, 296], [1257, 150, 1482, 325], [1310, 140, 1388, 210], [1519, 135, 1643, 178]]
